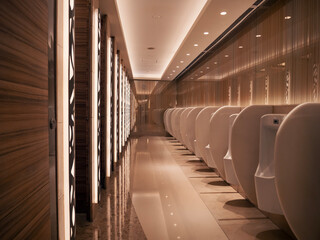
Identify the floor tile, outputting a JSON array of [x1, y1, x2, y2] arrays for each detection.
[[180, 165, 219, 178], [219, 219, 293, 240], [200, 192, 266, 220], [189, 177, 236, 193]]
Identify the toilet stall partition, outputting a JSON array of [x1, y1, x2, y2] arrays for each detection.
[[208, 106, 241, 179], [230, 105, 297, 206], [195, 107, 220, 165], [274, 103, 320, 240], [185, 107, 203, 153], [179, 107, 195, 147], [172, 108, 185, 142]]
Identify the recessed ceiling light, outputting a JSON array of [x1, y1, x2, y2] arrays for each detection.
[[204, 32, 209, 35], [176, 66, 179, 68], [194, 43, 199, 47], [170, 73, 172, 75], [238, 45, 243, 49], [214, 61, 218, 64], [180, 60, 184, 63], [285, 16, 291, 20], [200, 71, 203, 73], [225, 54, 229, 57], [220, 11, 227, 16], [186, 53, 190, 56], [172, 70, 176, 72], [206, 67, 210, 69], [256, 34, 262, 38], [167, 77, 170, 78]]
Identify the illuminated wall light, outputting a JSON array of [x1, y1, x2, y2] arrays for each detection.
[[285, 16, 291, 20], [256, 34, 262, 38], [238, 45, 243, 49], [194, 43, 199, 47], [204, 32, 209, 35], [220, 11, 227, 15]]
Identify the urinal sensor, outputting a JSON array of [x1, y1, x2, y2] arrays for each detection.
[[273, 119, 279, 124]]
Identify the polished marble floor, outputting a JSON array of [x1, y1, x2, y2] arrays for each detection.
[[76, 135, 294, 240]]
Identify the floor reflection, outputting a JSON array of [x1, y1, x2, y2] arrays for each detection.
[[76, 141, 146, 240]]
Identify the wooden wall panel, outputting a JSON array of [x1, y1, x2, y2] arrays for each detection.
[[0, 1, 50, 239], [75, 0, 91, 214], [170, 0, 320, 108]]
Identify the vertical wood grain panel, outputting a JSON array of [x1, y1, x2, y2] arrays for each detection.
[[0, 0, 50, 238]]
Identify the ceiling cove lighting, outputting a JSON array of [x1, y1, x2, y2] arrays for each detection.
[[115, 0, 208, 79], [220, 11, 227, 16]]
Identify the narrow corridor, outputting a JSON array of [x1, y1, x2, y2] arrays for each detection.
[[76, 135, 293, 240]]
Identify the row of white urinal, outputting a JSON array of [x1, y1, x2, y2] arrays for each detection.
[[163, 103, 320, 240]]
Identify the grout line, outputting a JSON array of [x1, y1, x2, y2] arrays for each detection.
[[199, 191, 237, 194], [218, 217, 267, 221]]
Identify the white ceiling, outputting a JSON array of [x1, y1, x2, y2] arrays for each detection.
[[102, 0, 258, 81]]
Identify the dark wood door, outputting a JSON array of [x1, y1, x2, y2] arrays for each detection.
[[0, 0, 52, 238]]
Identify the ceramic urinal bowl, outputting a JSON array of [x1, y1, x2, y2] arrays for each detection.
[[255, 114, 286, 215], [180, 107, 195, 147], [275, 103, 320, 240], [231, 105, 273, 205], [208, 106, 241, 179], [223, 114, 240, 185], [195, 107, 219, 164], [185, 107, 203, 153]]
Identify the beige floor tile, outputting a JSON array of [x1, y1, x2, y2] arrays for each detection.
[[180, 165, 219, 178], [219, 219, 293, 240], [189, 177, 236, 193], [200, 192, 266, 220]]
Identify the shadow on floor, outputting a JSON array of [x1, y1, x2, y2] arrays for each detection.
[[225, 199, 255, 208]]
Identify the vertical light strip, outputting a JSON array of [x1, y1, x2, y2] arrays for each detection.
[[68, 0, 76, 238], [106, 36, 111, 177], [56, 0, 70, 238], [97, 9, 101, 202], [113, 53, 118, 162], [91, 5, 98, 204]]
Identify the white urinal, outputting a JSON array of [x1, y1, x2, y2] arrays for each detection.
[[275, 103, 320, 240], [223, 114, 239, 185], [231, 105, 273, 205], [185, 107, 203, 152], [195, 107, 219, 164], [209, 106, 241, 179], [180, 107, 194, 146], [255, 114, 286, 215]]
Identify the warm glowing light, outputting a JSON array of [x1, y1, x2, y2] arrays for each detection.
[[220, 11, 227, 16], [176, 66, 179, 68], [214, 61, 218, 64], [170, 212, 174, 216], [170, 73, 172, 75], [194, 43, 199, 47], [238, 45, 243, 49], [180, 60, 184, 63], [186, 53, 190, 56], [285, 16, 291, 20], [206, 67, 210, 69], [204, 31, 209, 35], [225, 54, 229, 57], [172, 70, 176, 72], [256, 34, 262, 38]]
